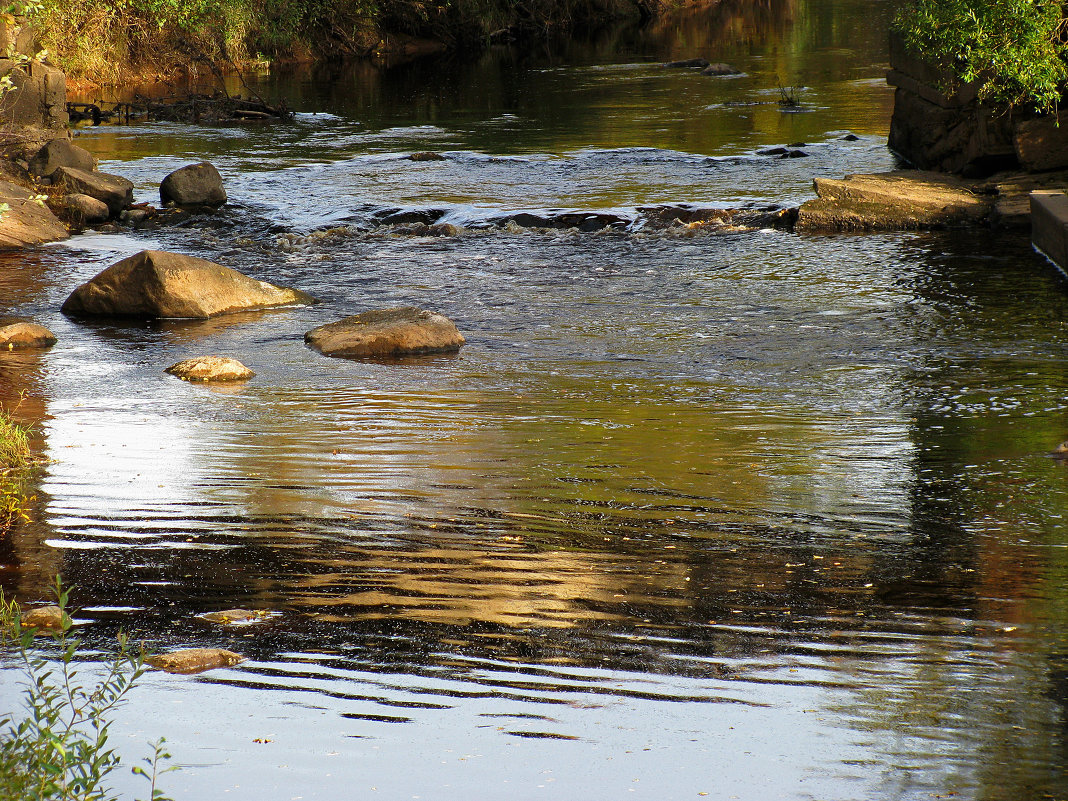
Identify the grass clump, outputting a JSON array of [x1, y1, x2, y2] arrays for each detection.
[[0, 405, 33, 533], [0, 578, 175, 801]]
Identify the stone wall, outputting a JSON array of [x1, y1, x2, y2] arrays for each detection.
[[887, 33, 1068, 177], [0, 16, 68, 154]]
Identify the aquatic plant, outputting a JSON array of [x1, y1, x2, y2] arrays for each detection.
[[894, 0, 1068, 113], [0, 578, 175, 801]]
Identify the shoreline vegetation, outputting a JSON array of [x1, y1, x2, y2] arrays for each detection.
[[27, 0, 717, 87], [0, 405, 32, 534]]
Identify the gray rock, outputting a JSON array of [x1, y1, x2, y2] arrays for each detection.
[[0, 317, 57, 349], [159, 162, 227, 208], [305, 307, 465, 359], [62, 249, 316, 319], [52, 167, 133, 215], [28, 139, 96, 178], [165, 356, 255, 382]]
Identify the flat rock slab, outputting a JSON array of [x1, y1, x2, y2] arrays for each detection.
[[52, 166, 133, 215], [305, 307, 465, 359], [166, 356, 255, 382], [62, 249, 315, 319], [199, 609, 274, 625], [796, 170, 993, 231], [146, 648, 244, 674], [20, 605, 70, 633], [0, 318, 57, 349], [0, 179, 68, 248]]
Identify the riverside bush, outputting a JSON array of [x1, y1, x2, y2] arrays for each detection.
[[0, 579, 174, 801], [894, 0, 1068, 112]]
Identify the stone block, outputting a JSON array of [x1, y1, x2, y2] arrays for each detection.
[[1030, 190, 1068, 272]]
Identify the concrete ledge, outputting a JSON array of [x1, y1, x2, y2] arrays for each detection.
[[1030, 190, 1068, 273]]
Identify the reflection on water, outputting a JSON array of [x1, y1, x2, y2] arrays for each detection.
[[3, 0, 1068, 799]]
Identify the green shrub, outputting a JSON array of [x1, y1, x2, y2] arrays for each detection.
[[894, 0, 1068, 113], [0, 579, 174, 801]]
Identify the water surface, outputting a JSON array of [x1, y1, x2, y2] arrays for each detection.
[[3, 1, 1068, 799]]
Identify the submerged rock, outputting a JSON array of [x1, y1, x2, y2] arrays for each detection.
[[408, 151, 446, 161], [28, 139, 96, 178], [160, 162, 227, 208], [701, 63, 741, 76], [664, 58, 709, 68], [165, 356, 255, 382], [20, 605, 70, 632], [199, 609, 272, 624], [305, 307, 465, 359], [52, 167, 133, 216], [62, 249, 315, 319], [0, 318, 57, 349], [146, 648, 244, 674]]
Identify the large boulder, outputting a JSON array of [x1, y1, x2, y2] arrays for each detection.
[[63, 193, 109, 226], [52, 166, 133, 215], [29, 139, 96, 178], [0, 179, 67, 248], [62, 249, 316, 319], [305, 307, 465, 359], [0, 317, 56, 349], [165, 356, 255, 382], [159, 162, 226, 208]]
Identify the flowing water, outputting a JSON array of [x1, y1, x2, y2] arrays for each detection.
[[3, 1, 1068, 799]]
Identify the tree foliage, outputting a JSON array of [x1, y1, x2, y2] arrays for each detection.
[[894, 0, 1068, 112]]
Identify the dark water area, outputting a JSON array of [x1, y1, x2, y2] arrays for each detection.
[[3, 1, 1068, 799]]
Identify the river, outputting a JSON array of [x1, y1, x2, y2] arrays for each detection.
[[1, 0, 1067, 799]]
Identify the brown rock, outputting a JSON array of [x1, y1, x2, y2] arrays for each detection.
[[146, 648, 244, 674], [796, 170, 992, 232], [165, 356, 255, 382], [305, 307, 465, 359], [701, 63, 740, 76], [20, 605, 69, 632], [408, 152, 446, 161], [62, 250, 316, 319], [0, 179, 68, 248], [1014, 117, 1068, 173], [52, 166, 133, 215], [63, 193, 110, 225], [0, 318, 56, 349]]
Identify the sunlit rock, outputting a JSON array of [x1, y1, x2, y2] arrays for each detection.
[[20, 605, 69, 632], [160, 162, 227, 208], [408, 151, 446, 161], [305, 307, 465, 359], [63, 193, 109, 226], [0, 179, 68, 248], [52, 166, 133, 216], [62, 249, 316, 319], [146, 648, 244, 674], [165, 356, 255, 382], [0, 317, 56, 349]]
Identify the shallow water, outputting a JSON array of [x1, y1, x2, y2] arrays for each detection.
[[3, 1, 1068, 799]]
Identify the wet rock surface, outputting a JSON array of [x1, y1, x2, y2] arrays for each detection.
[[199, 609, 273, 624], [62, 249, 316, 319], [146, 648, 245, 674], [306, 307, 466, 359], [0, 317, 57, 349], [165, 356, 255, 382]]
